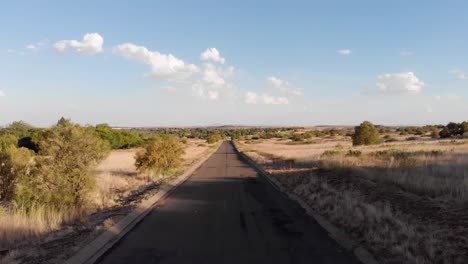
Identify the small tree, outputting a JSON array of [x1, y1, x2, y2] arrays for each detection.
[[206, 133, 222, 144], [135, 137, 185, 178], [352, 121, 382, 146], [15, 118, 110, 210]]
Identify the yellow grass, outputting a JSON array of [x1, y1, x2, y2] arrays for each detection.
[[238, 137, 468, 200]]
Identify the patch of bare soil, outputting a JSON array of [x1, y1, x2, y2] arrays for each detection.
[[264, 163, 468, 264]]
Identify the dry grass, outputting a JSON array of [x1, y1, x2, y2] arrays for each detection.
[[239, 137, 468, 200], [238, 134, 468, 263], [0, 139, 213, 251]]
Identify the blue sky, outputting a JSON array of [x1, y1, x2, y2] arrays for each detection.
[[0, 0, 467, 127]]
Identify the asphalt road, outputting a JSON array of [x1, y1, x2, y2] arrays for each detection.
[[98, 141, 360, 264]]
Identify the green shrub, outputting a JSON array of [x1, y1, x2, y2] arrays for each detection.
[[346, 150, 362, 157], [206, 133, 222, 144], [0, 146, 31, 202], [94, 124, 143, 149], [15, 118, 110, 210], [290, 133, 304, 142], [352, 121, 383, 146], [0, 134, 18, 152], [321, 150, 342, 157], [135, 137, 185, 178]]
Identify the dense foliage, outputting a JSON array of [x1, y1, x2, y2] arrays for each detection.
[[439, 122, 468, 138], [8, 118, 110, 210]]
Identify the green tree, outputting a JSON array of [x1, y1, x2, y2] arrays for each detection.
[[15, 118, 110, 210], [461, 121, 468, 134], [352, 121, 383, 146], [135, 137, 185, 178]]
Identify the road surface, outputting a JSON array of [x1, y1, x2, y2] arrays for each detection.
[[98, 141, 359, 264]]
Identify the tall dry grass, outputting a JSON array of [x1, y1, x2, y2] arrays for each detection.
[[0, 205, 86, 249], [239, 138, 468, 201]]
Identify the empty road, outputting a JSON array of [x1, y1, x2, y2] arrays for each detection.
[[98, 141, 359, 264]]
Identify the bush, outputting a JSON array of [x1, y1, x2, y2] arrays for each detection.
[[346, 150, 362, 157], [352, 121, 382, 146], [94, 124, 143, 149], [290, 133, 304, 142], [206, 133, 222, 144], [0, 134, 18, 152], [135, 137, 185, 178], [0, 146, 31, 202], [15, 118, 110, 210], [321, 150, 342, 157]]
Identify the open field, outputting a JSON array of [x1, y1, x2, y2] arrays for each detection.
[[237, 132, 468, 263], [0, 139, 217, 263]]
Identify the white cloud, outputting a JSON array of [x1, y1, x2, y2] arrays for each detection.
[[202, 63, 226, 86], [337, 49, 352, 55], [377, 72, 425, 94], [450, 69, 468, 80], [266, 76, 301, 96], [191, 84, 220, 101], [400, 51, 413, 56], [26, 40, 48, 51], [54, 33, 104, 55], [6, 49, 25, 55], [245, 92, 258, 104], [244, 92, 289, 105], [0, 90, 5, 97], [208, 90, 219, 100], [114, 43, 199, 81], [262, 95, 289, 105], [200, 48, 225, 64]]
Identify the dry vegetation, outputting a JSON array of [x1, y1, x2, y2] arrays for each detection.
[[237, 131, 468, 264], [0, 139, 217, 263]]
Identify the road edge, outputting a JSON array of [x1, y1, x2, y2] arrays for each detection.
[[66, 143, 220, 264], [231, 141, 378, 264]]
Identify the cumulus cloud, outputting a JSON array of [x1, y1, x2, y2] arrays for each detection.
[[337, 49, 352, 55], [450, 69, 468, 80], [0, 90, 5, 97], [202, 63, 226, 86], [54, 33, 104, 55], [377, 72, 425, 94], [200, 48, 225, 64], [114, 43, 199, 81], [266, 76, 301, 96], [244, 92, 289, 105]]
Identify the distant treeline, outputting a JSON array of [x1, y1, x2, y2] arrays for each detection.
[[1, 120, 467, 154]]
